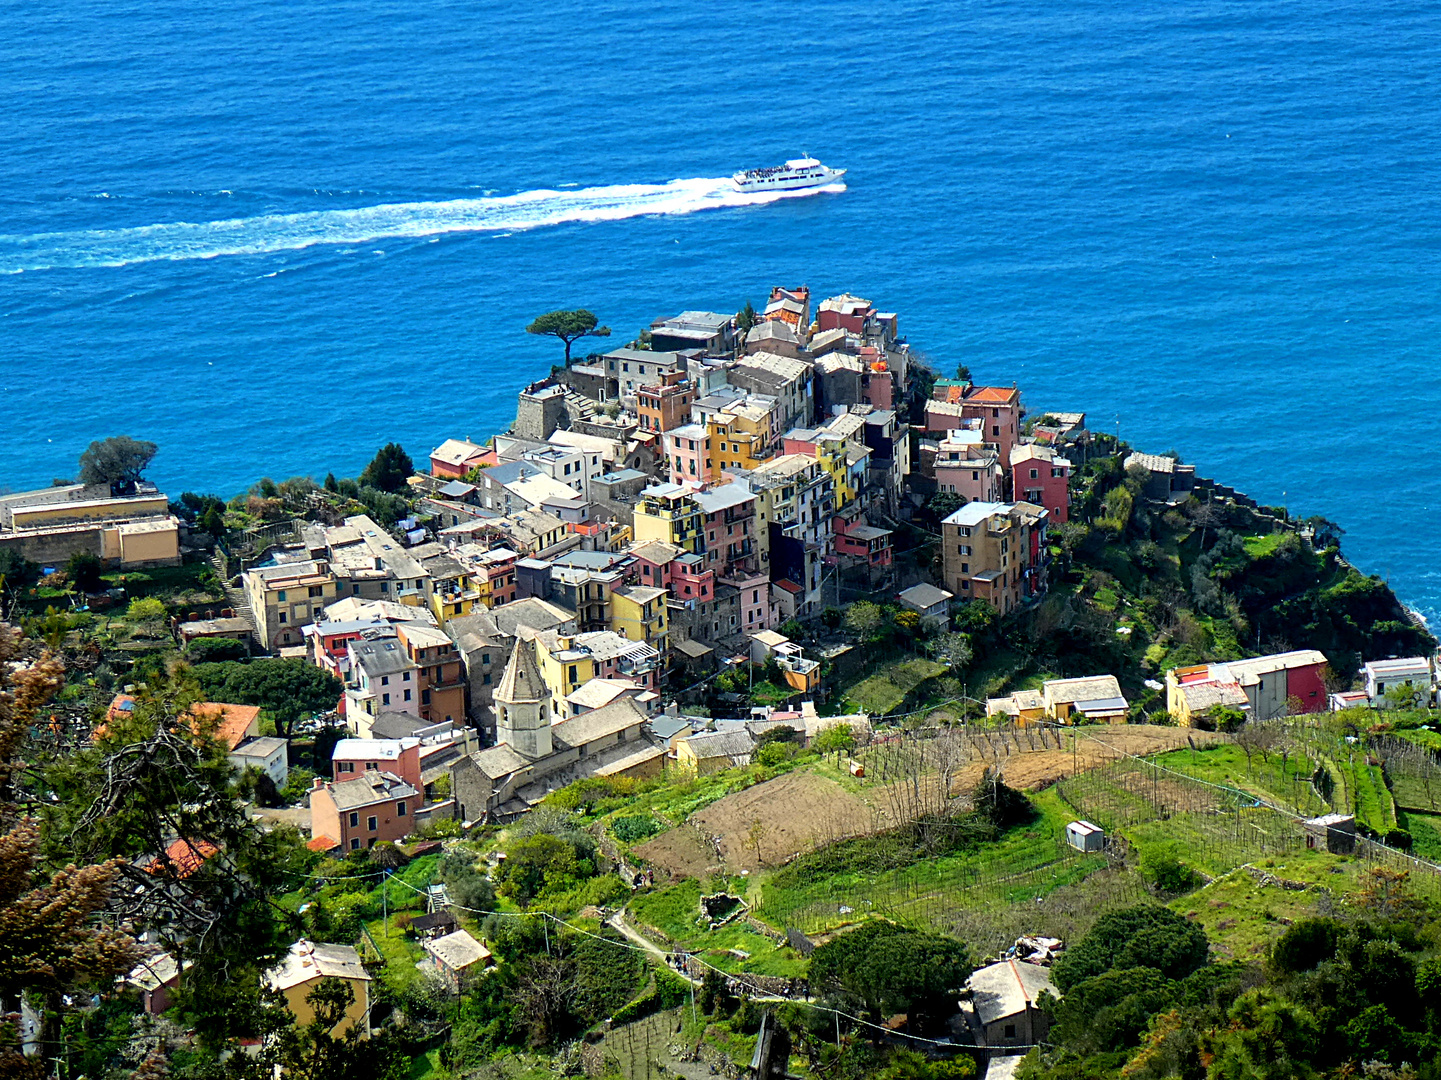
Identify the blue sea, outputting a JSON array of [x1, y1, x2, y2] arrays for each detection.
[[2, 1, 1439, 620]]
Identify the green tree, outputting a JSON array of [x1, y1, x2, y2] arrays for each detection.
[[496, 833, 590, 905], [971, 767, 1034, 831], [186, 637, 249, 664], [1200, 990, 1322, 1080], [1138, 841, 1199, 893], [250, 978, 406, 1080], [78, 435, 158, 494], [440, 850, 498, 911], [188, 658, 342, 737], [808, 920, 972, 1021], [358, 443, 414, 494], [813, 724, 855, 754], [66, 550, 105, 592], [45, 687, 310, 1048], [1052, 905, 1210, 993], [931, 631, 973, 670], [843, 601, 884, 642], [127, 596, 167, 621], [525, 309, 612, 365], [736, 301, 757, 335], [1043, 966, 1177, 1055]]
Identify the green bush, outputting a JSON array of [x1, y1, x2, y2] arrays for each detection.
[[611, 814, 664, 844], [127, 596, 167, 620], [279, 768, 315, 805], [186, 637, 249, 663], [610, 968, 691, 1025], [1138, 842, 1199, 893]]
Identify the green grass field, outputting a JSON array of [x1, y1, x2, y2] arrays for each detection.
[[1152, 743, 1329, 817], [755, 787, 1098, 935], [838, 656, 947, 715]]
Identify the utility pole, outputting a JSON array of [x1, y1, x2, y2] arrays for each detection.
[[382, 869, 389, 937]]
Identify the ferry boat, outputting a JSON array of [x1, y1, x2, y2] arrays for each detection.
[[732, 158, 846, 192]]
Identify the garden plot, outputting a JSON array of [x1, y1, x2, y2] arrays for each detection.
[[635, 770, 873, 877]]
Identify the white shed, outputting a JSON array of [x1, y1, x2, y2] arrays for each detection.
[[1065, 820, 1105, 853]]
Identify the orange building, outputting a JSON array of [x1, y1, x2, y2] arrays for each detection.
[[637, 368, 695, 435]]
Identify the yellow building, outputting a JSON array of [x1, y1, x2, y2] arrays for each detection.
[[674, 728, 755, 776], [707, 405, 773, 476], [0, 485, 181, 569], [529, 630, 598, 718], [243, 560, 341, 652], [610, 584, 669, 655], [264, 939, 371, 1036], [632, 484, 702, 554]]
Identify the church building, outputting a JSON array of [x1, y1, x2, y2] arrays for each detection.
[[450, 635, 666, 823]]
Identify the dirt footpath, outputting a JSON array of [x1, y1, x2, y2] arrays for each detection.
[[636, 770, 873, 878]]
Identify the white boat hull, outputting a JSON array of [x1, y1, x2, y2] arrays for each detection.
[[732, 167, 846, 193]]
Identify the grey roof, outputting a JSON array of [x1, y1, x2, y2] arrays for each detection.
[[350, 636, 416, 677], [673, 638, 714, 658], [465, 743, 533, 780], [496, 637, 548, 704], [493, 597, 575, 638], [647, 715, 693, 741], [968, 959, 1058, 1025], [318, 771, 418, 811], [898, 583, 954, 610], [232, 736, 288, 759], [680, 727, 755, 760], [1044, 675, 1125, 705], [424, 929, 491, 971], [552, 698, 649, 749], [266, 940, 371, 992], [371, 711, 434, 739], [1124, 452, 1177, 474], [439, 480, 476, 498], [693, 482, 755, 514]]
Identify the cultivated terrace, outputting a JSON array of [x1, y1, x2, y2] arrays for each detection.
[[1, 290, 1438, 1080]]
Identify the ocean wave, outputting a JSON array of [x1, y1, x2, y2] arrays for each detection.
[[0, 178, 844, 272]]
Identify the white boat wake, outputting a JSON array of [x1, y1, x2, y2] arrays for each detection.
[[0, 177, 844, 273]]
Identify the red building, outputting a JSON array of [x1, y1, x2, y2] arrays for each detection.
[[331, 737, 423, 790], [833, 506, 894, 571], [309, 771, 422, 852], [1011, 444, 1072, 525]]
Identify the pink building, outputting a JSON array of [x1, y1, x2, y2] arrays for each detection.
[[833, 507, 894, 570], [935, 436, 1005, 504], [929, 384, 1023, 464], [331, 737, 423, 790], [629, 541, 717, 606], [1011, 445, 1072, 525], [663, 424, 710, 485]]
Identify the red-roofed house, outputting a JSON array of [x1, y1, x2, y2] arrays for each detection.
[[189, 702, 262, 751], [146, 838, 221, 880], [430, 439, 493, 479]]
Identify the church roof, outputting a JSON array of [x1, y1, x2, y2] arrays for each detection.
[[496, 636, 548, 704]]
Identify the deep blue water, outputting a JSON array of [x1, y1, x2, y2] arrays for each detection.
[[2, 1, 1439, 619]]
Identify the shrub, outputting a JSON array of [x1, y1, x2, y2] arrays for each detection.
[[1270, 917, 1340, 974], [127, 596, 167, 621], [611, 814, 664, 844], [279, 768, 316, 805], [186, 637, 249, 663], [1139, 842, 1200, 893]]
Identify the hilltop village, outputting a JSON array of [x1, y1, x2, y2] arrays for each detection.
[[3, 288, 1440, 1080]]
